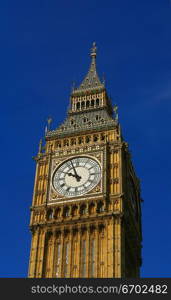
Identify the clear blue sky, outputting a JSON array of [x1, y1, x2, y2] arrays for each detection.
[[0, 0, 170, 277]]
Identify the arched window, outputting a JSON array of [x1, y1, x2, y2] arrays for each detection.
[[86, 100, 90, 108], [76, 102, 80, 110], [101, 134, 105, 141], [89, 202, 95, 214], [91, 99, 95, 107], [81, 240, 87, 277], [72, 205, 78, 217], [81, 101, 85, 109], [85, 136, 90, 143], [47, 209, 53, 220], [93, 135, 98, 142], [96, 98, 100, 106], [55, 243, 61, 278], [83, 117, 88, 123], [63, 207, 70, 218], [54, 208, 61, 219], [64, 242, 69, 277], [78, 137, 83, 144], [90, 239, 95, 277], [71, 138, 76, 146], [97, 201, 104, 213], [80, 204, 86, 215], [55, 141, 61, 148], [64, 139, 69, 147]]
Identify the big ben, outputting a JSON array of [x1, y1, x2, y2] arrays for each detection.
[[28, 43, 142, 278]]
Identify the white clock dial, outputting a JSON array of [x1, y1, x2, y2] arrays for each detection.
[[52, 156, 101, 197]]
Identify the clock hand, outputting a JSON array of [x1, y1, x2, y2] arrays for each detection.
[[70, 160, 81, 181], [68, 172, 76, 177]]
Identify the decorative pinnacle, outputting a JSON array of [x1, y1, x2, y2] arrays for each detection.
[[90, 42, 97, 58], [113, 104, 118, 121], [45, 117, 52, 135], [38, 139, 43, 154], [47, 117, 52, 128]]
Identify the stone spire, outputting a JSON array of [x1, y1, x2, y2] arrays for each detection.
[[73, 42, 104, 93]]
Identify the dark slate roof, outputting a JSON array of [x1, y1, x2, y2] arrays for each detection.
[[72, 42, 105, 93]]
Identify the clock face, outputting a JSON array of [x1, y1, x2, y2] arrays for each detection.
[[52, 156, 101, 197]]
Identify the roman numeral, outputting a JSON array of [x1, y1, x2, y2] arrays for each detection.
[[88, 165, 95, 170]]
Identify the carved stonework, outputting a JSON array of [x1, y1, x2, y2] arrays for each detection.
[[28, 44, 142, 279]]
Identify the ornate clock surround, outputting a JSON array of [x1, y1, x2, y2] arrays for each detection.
[[48, 148, 106, 204]]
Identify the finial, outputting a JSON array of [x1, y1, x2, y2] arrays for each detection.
[[47, 117, 52, 127], [90, 42, 97, 58], [45, 117, 52, 135], [38, 138, 43, 154], [113, 104, 118, 121], [102, 73, 106, 85]]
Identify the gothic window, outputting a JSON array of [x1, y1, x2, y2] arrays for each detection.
[[85, 136, 90, 143], [99, 227, 105, 277], [76, 102, 80, 109], [90, 239, 95, 277], [63, 207, 70, 218], [89, 202, 95, 214], [70, 119, 75, 125], [86, 100, 90, 108], [93, 135, 98, 142], [47, 209, 53, 220], [54, 208, 61, 219], [72, 239, 78, 277], [78, 137, 83, 144], [91, 99, 95, 107], [64, 242, 69, 277], [64, 139, 69, 147], [80, 204, 86, 215], [42, 233, 53, 277], [81, 240, 86, 277], [72, 205, 78, 217], [55, 141, 61, 148], [98, 201, 104, 213], [101, 134, 105, 141], [81, 101, 85, 109], [96, 98, 100, 106], [83, 117, 88, 123], [95, 115, 99, 121], [71, 138, 76, 146], [55, 243, 61, 278]]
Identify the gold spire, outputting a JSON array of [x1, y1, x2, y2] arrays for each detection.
[[90, 42, 97, 58], [72, 42, 104, 93]]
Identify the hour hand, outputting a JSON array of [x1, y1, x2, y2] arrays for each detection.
[[67, 172, 81, 181], [67, 172, 75, 177]]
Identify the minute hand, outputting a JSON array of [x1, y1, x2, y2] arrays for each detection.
[[70, 160, 81, 181]]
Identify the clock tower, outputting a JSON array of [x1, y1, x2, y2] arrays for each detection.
[[28, 43, 142, 278]]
